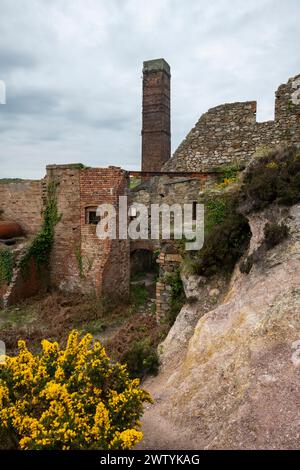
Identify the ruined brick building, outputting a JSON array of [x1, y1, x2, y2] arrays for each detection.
[[1, 59, 299, 311]]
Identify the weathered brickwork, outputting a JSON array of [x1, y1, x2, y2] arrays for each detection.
[[163, 74, 300, 171], [0, 180, 42, 236], [4, 257, 47, 307], [46, 164, 82, 292], [80, 167, 130, 299], [46, 165, 130, 298], [142, 59, 171, 173]]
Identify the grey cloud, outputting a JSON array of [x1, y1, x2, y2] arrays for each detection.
[[0, 0, 299, 179], [0, 48, 37, 73], [2, 90, 60, 115]]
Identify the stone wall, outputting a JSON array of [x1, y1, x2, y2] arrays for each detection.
[[156, 250, 182, 322], [130, 175, 207, 209], [0, 179, 42, 236], [164, 73, 300, 171]]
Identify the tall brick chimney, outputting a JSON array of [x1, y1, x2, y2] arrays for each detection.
[[141, 58, 171, 173]]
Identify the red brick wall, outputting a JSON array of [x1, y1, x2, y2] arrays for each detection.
[[0, 180, 42, 236], [142, 59, 171, 173], [80, 167, 130, 299], [46, 164, 130, 298], [4, 258, 47, 307], [46, 164, 82, 291]]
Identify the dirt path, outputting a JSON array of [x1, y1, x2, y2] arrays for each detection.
[[136, 374, 200, 450], [136, 405, 199, 450]]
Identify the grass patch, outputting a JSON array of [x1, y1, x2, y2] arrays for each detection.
[[130, 284, 149, 308], [129, 176, 141, 189]]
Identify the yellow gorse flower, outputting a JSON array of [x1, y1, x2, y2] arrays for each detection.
[[266, 161, 279, 169], [0, 330, 151, 450]]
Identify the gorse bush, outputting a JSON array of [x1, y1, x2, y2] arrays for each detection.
[[0, 330, 151, 450]]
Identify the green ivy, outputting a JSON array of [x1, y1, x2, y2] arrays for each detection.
[[20, 181, 61, 274], [205, 198, 228, 235], [0, 248, 13, 285], [164, 269, 185, 325], [75, 246, 84, 278]]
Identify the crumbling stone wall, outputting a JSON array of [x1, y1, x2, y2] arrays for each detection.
[[156, 250, 182, 322], [130, 174, 209, 209], [46, 164, 82, 292], [80, 167, 130, 299], [3, 256, 47, 307], [0, 180, 42, 236], [46, 164, 130, 298], [164, 74, 300, 171]]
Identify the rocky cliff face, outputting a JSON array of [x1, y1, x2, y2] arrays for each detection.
[[140, 202, 300, 449]]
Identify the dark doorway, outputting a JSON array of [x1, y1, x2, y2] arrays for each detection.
[[130, 249, 157, 277]]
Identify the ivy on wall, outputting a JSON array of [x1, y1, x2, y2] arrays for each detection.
[[0, 248, 13, 285], [75, 246, 84, 279], [163, 269, 185, 326], [20, 181, 61, 274]]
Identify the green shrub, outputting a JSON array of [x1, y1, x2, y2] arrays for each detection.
[[20, 181, 61, 274], [130, 284, 149, 308], [129, 177, 141, 189], [264, 222, 290, 249], [0, 248, 13, 285], [184, 146, 299, 278], [214, 163, 241, 188], [122, 338, 159, 378], [241, 146, 300, 211], [163, 269, 185, 325], [186, 193, 251, 277], [205, 198, 228, 235], [75, 246, 84, 278]]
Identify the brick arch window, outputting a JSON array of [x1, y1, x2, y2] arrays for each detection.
[[85, 206, 100, 225]]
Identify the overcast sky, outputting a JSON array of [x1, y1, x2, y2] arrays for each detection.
[[0, 0, 299, 179]]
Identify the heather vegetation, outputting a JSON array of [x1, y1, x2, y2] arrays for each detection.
[[183, 146, 300, 277]]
